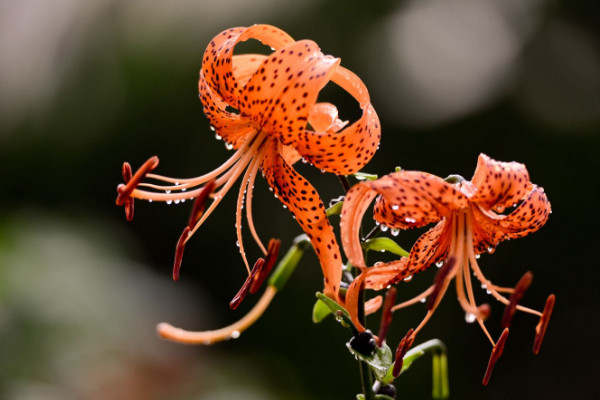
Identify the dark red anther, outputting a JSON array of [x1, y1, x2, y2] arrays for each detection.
[[533, 294, 555, 354], [377, 287, 397, 346], [427, 257, 456, 311], [121, 162, 134, 221], [230, 258, 264, 309], [483, 327, 509, 386], [116, 156, 159, 206], [501, 271, 533, 329], [392, 328, 415, 377], [188, 179, 216, 228], [249, 238, 281, 294], [172, 226, 191, 281]]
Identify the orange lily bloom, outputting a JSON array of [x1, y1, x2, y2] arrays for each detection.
[[116, 24, 380, 302], [341, 154, 554, 383]]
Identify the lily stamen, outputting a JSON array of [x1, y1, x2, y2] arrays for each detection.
[[157, 285, 278, 345]]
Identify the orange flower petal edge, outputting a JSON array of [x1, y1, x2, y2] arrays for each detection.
[[115, 25, 381, 304]]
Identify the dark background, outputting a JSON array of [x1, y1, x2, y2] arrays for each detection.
[[1, 0, 598, 399]]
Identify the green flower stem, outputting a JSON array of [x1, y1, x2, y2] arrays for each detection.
[[401, 339, 449, 399], [359, 357, 375, 400]]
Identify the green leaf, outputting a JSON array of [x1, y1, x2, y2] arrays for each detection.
[[362, 237, 410, 257], [314, 292, 353, 328], [312, 299, 332, 323], [347, 342, 394, 382], [326, 201, 344, 217]]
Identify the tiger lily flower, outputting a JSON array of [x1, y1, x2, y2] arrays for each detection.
[[116, 24, 380, 303], [341, 154, 554, 383]]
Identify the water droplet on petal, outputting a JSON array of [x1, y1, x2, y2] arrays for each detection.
[[403, 275, 413, 282], [209, 125, 216, 131], [405, 217, 417, 224], [391, 204, 399, 211], [166, 190, 171, 194], [215, 133, 222, 140], [231, 330, 241, 339], [465, 313, 476, 323], [475, 254, 481, 259], [225, 143, 234, 150], [435, 261, 444, 268], [391, 228, 400, 236], [380, 225, 389, 232]]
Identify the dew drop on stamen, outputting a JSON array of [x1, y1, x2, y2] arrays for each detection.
[[481, 283, 487, 289], [420, 297, 427, 303], [166, 190, 171, 194], [236, 241, 240, 247], [465, 313, 476, 323], [148, 199, 153, 203], [174, 199, 180, 204], [486, 289, 492, 295], [231, 330, 241, 339], [166, 200, 173, 205]]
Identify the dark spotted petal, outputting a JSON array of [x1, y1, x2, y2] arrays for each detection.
[[471, 184, 551, 250], [294, 66, 381, 175], [469, 154, 530, 212], [371, 171, 467, 230], [261, 142, 342, 300]]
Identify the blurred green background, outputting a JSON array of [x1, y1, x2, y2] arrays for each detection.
[[1, 0, 599, 399]]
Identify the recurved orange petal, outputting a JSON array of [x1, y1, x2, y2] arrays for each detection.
[[201, 25, 294, 107], [470, 184, 551, 250], [469, 154, 531, 212], [371, 171, 467, 230], [340, 182, 379, 269], [239, 40, 340, 144], [405, 219, 453, 277], [261, 142, 342, 300], [294, 66, 381, 175]]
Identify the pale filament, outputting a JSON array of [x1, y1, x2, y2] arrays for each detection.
[[130, 130, 262, 202], [145, 141, 249, 187], [466, 211, 543, 318], [185, 132, 269, 244], [245, 149, 267, 255], [235, 146, 268, 274], [391, 286, 434, 312], [157, 286, 277, 345]]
